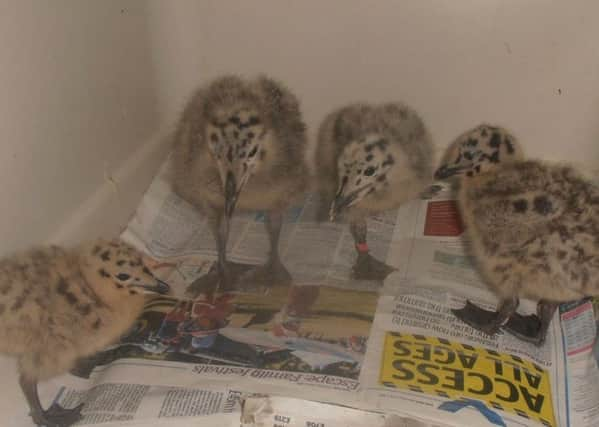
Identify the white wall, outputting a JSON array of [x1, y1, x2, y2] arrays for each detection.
[[1, 1, 599, 425], [148, 0, 599, 173], [3, 0, 597, 258], [0, 2, 169, 421], [0, 1, 166, 256]]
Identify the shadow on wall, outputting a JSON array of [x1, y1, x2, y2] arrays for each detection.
[[145, 1, 599, 174], [0, 1, 163, 256]]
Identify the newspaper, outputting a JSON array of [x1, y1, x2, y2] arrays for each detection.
[[240, 395, 448, 427], [51, 380, 241, 426], [359, 185, 599, 427], [46, 156, 385, 425], [121, 157, 394, 292], [42, 157, 599, 427]]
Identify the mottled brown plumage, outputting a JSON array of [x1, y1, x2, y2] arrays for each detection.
[[172, 75, 309, 294], [0, 239, 165, 426], [461, 161, 599, 302], [436, 124, 599, 345], [316, 103, 435, 281]]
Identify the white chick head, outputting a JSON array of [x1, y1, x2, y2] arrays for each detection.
[[79, 239, 169, 297], [206, 108, 267, 218], [330, 134, 396, 220], [434, 124, 523, 181]]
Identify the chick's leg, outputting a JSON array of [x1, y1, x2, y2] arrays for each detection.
[[185, 210, 251, 297], [215, 210, 235, 289], [20, 374, 83, 427], [452, 297, 519, 336], [350, 217, 396, 281], [502, 300, 558, 346], [241, 210, 293, 289], [265, 210, 293, 286]]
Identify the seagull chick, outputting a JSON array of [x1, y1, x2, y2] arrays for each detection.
[[315, 103, 435, 281], [435, 124, 599, 345], [0, 239, 167, 426], [434, 124, 524, 181], [172, 75, 309, 295]]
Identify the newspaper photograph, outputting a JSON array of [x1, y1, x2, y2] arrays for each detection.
[[69, 286, 374, 389], [50, 260, 378, 424]]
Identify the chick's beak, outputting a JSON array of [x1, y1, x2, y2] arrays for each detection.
[[329, 183, 373, 222], [224, 171, 238, 219], [130, 278, 170, 295], [434, 164, 467, 180], [329, 192, 357, 222], [224, 165, 254, 219]]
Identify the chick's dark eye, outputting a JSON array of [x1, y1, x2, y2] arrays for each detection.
[[116, 273, 131, 281], [364, 167, 376, 176]]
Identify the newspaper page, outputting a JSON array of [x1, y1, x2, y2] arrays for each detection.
[[121, 157, 396, 292], [45, 369, 242, 426], [359, 184, 599, 427], [44, 156, 599, 426], [47, 156, 389, 424], [240, 395, 387, 427], [240, 395, 450, 427]]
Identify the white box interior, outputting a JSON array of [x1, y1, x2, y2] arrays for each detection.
[[1, 1, 599, 425]]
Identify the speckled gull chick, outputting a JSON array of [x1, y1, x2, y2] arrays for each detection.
[[435, 124, 599, 345], [172, 75, 309, 295], [0, 239, 167, 426], [315, 103, 435, 281]]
